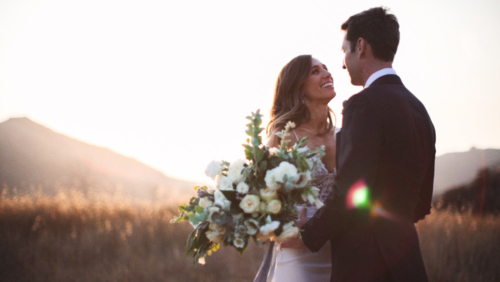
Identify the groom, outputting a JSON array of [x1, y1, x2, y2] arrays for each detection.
[[299, 7, 435, 282]]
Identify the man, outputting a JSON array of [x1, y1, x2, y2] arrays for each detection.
[[300, 7, 436, 282]]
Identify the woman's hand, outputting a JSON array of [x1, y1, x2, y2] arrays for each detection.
[[280, 208, 307, 249]]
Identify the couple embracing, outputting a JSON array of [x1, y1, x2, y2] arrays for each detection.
[[256, 7, 435, 282]]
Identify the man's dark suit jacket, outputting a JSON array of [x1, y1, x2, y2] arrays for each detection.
[[301, 75, 436, 282]]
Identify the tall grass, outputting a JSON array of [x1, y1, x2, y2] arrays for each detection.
[[0, 189, 265, 282], [417, 209, 500, 282], [1, 188, 499, 281]]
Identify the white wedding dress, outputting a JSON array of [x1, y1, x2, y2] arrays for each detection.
[[253, 130, 337, 282], [271, 162, 334, 282]]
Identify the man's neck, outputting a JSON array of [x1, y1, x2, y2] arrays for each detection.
[[360, 61, 393, 86]]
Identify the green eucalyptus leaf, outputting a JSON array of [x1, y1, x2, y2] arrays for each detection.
[[254, 148, 265, 163], [259, 160, 268, 172]]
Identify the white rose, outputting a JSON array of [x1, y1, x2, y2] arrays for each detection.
[[259, 215, 280, 235], [205, 160, 222, 180], [239, 194, 260, 213], [260, 188, 278, 202], [274, 221, 299, 243], [236, 182, 249, 194], [199, 197, 213, 208], [205, 230, 224, 243], [217, 176, 234, 191], [267, 199, 282, 214], [227, 159, 246, 182], [264, 170, 280, 191], [274, 161, 298, 183]]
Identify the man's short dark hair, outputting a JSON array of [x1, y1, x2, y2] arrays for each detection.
[[341, 7, 399, 62]]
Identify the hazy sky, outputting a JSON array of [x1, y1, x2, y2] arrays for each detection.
[[1, 0, 499, 183]]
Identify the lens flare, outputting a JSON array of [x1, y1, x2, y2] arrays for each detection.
[[345, 179, 404, 223], [346, 179, 370, 209]]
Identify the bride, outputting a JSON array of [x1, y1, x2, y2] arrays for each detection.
[[255, 54, 338, 282]]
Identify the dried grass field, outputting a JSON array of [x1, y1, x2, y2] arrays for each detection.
[[1, 189, 499, 282]]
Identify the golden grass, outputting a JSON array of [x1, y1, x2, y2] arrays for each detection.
[[417, 209, 500, 282], [0, 189, 265, 282], [1, 189, 499, 282]]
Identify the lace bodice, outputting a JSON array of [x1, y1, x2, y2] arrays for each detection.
[[311, 165, 336, 203], [296, 161, 335, 219], [290, 129, 337, 219]]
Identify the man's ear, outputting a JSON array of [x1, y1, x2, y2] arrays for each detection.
[[357, 38, 366, 59]]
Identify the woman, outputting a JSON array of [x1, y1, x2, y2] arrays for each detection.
[[255, 55, 338, 282]]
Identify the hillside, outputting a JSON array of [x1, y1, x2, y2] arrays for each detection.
[[435, 165, 500, 215], [433, 147, 500, 196], [1, 117, 500, 202], [0, 117, 195, 203]]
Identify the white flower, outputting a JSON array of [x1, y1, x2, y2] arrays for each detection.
[[217, 176, 234, 191], [227, 159, 246, 182], [294, 171, 311, 188], [268, 147, 279, 156], [302, 186, 323, 208], [259, 215, 280, 235], [267, 199, 282, 214], [233, 237, 245, 248], [264, 170, 280, 191], [239, 195, 260, 213], [276, 162, 298, 182], [199, 197, 213, 208], [205, 160, 222, 180], [205, 230, 224, 243], [244, 219, 260, 235], [215, 199, 232, 211], [214, 189, 227, 202], [285, 121, 296, 129], [236, 182, 249, 194], [208, 207, 222, 222], [260, 188, 278, 202], [274, 221, 299, 243]]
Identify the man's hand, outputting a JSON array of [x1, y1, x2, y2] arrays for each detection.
[[280, 207, 307, 249]]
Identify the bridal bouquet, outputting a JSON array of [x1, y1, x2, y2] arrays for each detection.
[[171, 110, 325, 264]]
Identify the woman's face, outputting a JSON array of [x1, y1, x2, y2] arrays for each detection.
[[302, 57, 336, 103]]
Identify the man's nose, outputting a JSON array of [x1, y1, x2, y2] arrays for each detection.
[[342, 61, 346, 70]]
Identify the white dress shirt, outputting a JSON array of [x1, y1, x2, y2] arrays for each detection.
[[364, 68, 397, 88]]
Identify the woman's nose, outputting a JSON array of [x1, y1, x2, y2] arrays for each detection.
[[324, 69, 332, 78]]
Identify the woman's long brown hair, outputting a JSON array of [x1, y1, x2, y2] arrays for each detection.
[[266, 55, 335, 137]]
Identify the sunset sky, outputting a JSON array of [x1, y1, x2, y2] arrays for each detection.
[[1, 0, 499, 183]]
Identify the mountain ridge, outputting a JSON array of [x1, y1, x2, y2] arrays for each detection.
[[1, 117, 499, 201], [0, 117, 194, 203]]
